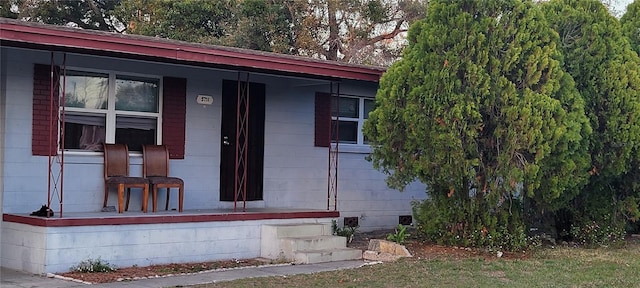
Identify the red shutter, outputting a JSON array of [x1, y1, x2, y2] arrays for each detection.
[[32, 64, 59, 156], [315, 92, 331, 147], [162, 77, 186, 159]]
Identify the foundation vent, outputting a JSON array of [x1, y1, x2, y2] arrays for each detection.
[[344, 217, 359, 228], [399, 215, 413, 226]]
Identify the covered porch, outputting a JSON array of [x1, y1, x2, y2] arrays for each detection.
[[0, 18, 425, 274]]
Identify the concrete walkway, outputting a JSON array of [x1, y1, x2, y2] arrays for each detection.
[[1, 260, 368, 288]]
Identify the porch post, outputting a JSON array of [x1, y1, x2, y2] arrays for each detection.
[[47, 52, 66, 217], [327, 82, 340, 211], [233, 72, 250, 212]]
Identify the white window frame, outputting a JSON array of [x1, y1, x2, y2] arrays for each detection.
[[59, 67, 163, 154], [332, 95, 374, 152]]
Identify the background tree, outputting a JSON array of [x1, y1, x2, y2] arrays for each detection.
[[621, 0, 640, 56], [7, 0, 426, 66], [217, 0, 297, 54], [118, 0, 426, 65], [10, 0, 123, 31], [1, 0, 19, 18], [114, 0, 235, 43], [542, 0, 640, 244], [364, 0, 590, 250], [289, 0, 426, 65]]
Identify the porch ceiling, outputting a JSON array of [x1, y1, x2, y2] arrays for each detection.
[[0, 18, 385, 82]]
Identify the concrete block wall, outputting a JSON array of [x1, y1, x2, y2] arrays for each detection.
[[1, 218, 332, 274], [1, 222, 48, 274]]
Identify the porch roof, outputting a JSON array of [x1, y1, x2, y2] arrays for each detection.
[[0, 18, 385, 82]]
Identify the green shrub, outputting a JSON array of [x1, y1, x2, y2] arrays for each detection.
[[412, 194, 528, 252], [332, 219, 358, 243], [387, 224, 411, 245], [70, 258, 117, 273], [567, 185, 632, 247], [570, 216, 626, 248]]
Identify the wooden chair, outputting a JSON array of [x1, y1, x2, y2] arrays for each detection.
[[103, 143, 149, 213], [142, 145, 184, 212]]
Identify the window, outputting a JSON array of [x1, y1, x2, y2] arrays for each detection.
[[61, 70, 161, 152], [331, 96, 375, 145]]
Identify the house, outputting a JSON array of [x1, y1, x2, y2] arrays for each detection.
[[0, 18, 425, 274]]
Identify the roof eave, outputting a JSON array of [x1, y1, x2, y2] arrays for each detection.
[[0, 19, 385, 82]]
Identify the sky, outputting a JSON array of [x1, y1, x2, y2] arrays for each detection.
[[613, 0, 634, 15]]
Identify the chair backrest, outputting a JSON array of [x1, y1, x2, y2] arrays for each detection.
[[103, 143, 130, 178], [142, 145, 170, 177]]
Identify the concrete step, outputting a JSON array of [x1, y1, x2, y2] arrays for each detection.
[[281, 235, 347, 252], [261, 223, 334, 260], [294, 247, 363, 264], [263, 223, 332, 238]]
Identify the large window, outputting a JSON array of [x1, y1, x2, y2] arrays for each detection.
[[331, 96, 374, 145], [61, 70, 161, 152]]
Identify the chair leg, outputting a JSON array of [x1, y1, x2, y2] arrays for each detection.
[[152, 185, 158, 212], [178, 185, 184, 213], [103, 185, 109, 208], [125, 188, 131, 211], [117, 184, 125, 213], [142, 184, 149, 213]]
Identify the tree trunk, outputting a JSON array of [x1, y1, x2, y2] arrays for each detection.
[[326, 0, 339, 61]]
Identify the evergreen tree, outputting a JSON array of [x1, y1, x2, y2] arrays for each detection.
[[364, 0, 590, 249], [621, 0, 640, 56], [542, 0, 640, 243]]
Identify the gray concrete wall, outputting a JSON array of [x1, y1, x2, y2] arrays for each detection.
[[1, 218, 332, 274]]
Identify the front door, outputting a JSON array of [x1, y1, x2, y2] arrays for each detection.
[[219, 79, 265, 201]]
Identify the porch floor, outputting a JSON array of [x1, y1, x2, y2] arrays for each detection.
[[3, 208, 340, 227]]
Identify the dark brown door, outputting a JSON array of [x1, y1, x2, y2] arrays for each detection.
[[220, 80, 265, 201]]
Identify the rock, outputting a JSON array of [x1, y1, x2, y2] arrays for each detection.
[[363, 250, 380, 259], [363, 239, 412, 262], [363, 250, 401, 262], [368, 239, 412, 257]]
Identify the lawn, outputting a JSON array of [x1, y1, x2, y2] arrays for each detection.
[[186, 239, 640, 287]]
